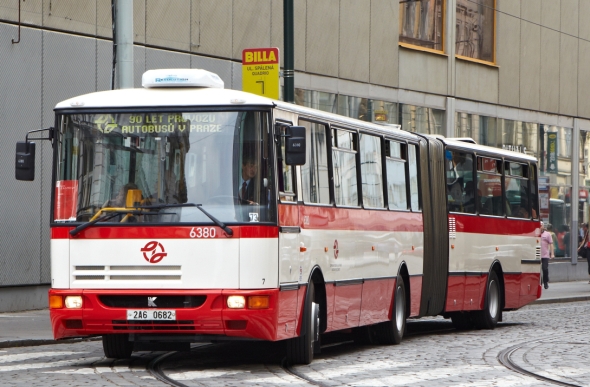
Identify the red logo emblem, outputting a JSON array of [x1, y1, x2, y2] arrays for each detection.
[[141, 241, 167, 264], [334, 240, 339, 259]]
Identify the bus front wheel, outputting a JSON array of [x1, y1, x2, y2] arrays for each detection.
[[286, 282, 319, 365], [102, 334, 133, 359]]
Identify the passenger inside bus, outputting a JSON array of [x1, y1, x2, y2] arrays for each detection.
[[240, 155, 260, 205], [463, 181, 476, 213], [448, 181, 463, 212]]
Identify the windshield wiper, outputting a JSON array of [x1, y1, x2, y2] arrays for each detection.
[[69, 209, 160, 237], [136, 203, 234, 237]]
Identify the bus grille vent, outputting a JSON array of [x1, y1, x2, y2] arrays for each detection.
[[535, 246, 541, 259], [111, 320, 195, 331], [74, 265, 181, 281], [448, 217, 456, 239]]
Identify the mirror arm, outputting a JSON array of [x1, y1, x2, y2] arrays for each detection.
[[25, 127, 54, 146]]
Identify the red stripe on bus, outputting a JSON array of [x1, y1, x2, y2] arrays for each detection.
[[50, 225, 278, 239], [278, 204, 423, 232], [451, 214, 539, 236]]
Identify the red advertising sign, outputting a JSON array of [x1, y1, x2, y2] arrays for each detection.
[[54, 180, 78, 221]]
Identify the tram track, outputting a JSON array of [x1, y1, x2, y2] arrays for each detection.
[[144, 320, 459, 386], [498, 340, 583, 387]]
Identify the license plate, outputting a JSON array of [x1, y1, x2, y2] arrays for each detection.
[[126, 310, 176, 320]]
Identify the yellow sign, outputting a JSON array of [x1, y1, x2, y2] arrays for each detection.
[[242, 47, 280, 99]]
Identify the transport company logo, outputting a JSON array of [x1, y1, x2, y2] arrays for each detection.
[[148, 297, 157, 307], [94, 114, 118, 133], [141, 241, 167, 263], [334, 240, 339, 259]]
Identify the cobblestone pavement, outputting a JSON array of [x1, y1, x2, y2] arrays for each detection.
[[1, 301, 589, 386]]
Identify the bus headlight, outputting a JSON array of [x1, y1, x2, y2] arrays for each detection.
[[227, 295, 245, 309], [64, 296, 83, 309]]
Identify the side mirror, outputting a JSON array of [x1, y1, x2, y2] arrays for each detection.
[[15, 141, 36, 181], [285, 126, 306, 165]]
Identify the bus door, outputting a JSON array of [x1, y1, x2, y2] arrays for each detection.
[[274, 114, 301, 285]]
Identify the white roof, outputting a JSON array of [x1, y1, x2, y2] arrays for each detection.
[[54, 87, 275, 110]]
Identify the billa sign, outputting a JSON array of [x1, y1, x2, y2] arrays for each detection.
[[242, 47, 279, 99]]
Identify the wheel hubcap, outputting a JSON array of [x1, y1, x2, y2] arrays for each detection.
[[488, 280, 499, 318], [395, 285, 405, 331]]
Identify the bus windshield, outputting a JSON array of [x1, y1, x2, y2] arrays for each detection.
[[54, 110, 275, 225]]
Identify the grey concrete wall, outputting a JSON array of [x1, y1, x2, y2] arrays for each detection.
[[0, 286, 50, 313], [2, 0, 590, 117], [549, 261, 590, 282]]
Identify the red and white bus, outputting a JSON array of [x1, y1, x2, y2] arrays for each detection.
[[15, 69, 541, 364]]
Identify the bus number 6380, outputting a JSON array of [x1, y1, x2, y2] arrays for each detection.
[[190, 227, 216, 238]]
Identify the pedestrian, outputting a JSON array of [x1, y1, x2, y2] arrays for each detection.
[[540, 221, 554, 289], [578, 223, 590, 283], [546, 223, 557, 253]]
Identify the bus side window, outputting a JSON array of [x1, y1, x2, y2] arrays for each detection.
[[359, 133, 384, 208], [505, 161, 531, 218], [446, 150, 474, 214], [385, 140, 407, 210], [530, 164, 539, 219], [408, 144, 420, 211], [277, 122, 296, 202], [478, 157, 503, 216], [332, 128, 358, 206], [299, 120, 330, 204]]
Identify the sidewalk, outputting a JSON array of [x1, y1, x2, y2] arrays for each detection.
[[0, 281, 589, 349], [534, 279, 590, 304]]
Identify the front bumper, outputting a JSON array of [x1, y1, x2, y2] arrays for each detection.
[[49, 287, 303, 342]]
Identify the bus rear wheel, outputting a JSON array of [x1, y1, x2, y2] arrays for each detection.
[[102, 334, 133, 359], [473, 271, 501, 329], [375, 276, 406, 344], [286, 282, 319, 365]]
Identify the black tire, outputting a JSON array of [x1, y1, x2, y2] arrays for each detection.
[[286, 282, 319, 365], [375, 276, 406, 344], [473, 271, 501, 329], [102, 334, 133, 359], [450, 312, 474, 330]]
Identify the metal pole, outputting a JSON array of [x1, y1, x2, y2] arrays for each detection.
[[115, 0, 134, 89], [283, 0, 294, 103], [572, 119, 580, 264]]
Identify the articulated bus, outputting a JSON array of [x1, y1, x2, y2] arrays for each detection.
[[15, 69, 541, 364]]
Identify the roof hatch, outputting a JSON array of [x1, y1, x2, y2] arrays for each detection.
[[142, 69, 224, 89]]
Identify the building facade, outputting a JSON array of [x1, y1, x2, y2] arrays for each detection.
[[1, 0, 589, 311]]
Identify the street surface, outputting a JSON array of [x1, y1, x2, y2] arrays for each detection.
[[1, 301, 589, 386]]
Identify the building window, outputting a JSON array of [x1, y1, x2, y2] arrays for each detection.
[[399, 0, 444, 52], [456, 0, 495, 63]]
